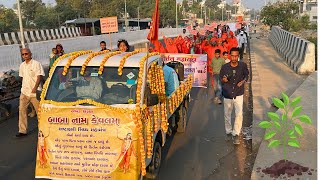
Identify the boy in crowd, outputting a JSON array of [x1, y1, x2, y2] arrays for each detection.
[[211, 49, 225, 104]]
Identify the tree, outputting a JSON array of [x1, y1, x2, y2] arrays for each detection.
[[34, 5, 59, 29], [20, 0, 44, 26], [260, 1, 299, 31], [55, 1, 78, 24], [0, 5, 19, 33]]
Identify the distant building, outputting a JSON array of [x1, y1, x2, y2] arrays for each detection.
[[64, 18, 152, 36], [298, 0, 317, 23]]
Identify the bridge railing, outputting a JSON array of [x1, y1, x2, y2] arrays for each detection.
[[0, 28, 185, 72], [269, 26, 315, 74]]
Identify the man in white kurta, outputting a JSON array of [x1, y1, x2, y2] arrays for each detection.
[[17, 48, 45, 137]]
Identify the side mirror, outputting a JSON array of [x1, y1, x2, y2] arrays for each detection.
[[147, 94, 159, 106]]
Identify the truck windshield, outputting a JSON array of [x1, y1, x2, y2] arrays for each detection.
[[45, 66, 139, 105]]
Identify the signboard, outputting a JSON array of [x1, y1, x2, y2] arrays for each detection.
[[236, 23, 242, 29], [211, 22, 217, 28], [100, 17, 118, 33], [35, 107, 140, 180], [190, 30, 198, 36], [163, 53, 208, 88], [199, 29, 206, 36], [204, 24, 210, 31]]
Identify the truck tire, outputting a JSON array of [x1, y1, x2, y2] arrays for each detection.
[[145, 141, 162, 179], [177, 105, 187, 133]]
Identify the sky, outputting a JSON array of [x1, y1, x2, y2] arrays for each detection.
[[0, 0, 264, 10]]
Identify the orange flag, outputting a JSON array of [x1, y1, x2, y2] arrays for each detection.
[[147, 0, 159, 44]]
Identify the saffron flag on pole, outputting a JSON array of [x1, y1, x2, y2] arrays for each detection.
[[147, 0, 160, 49]]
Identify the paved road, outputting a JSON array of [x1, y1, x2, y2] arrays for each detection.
[[158, 76, 253, 180]]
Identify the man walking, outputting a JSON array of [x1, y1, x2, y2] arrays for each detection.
[[236, 31, 247, 60], [16, 48, 45, 137], [211, 49, 225, 104], [220, 47, 249, 145]]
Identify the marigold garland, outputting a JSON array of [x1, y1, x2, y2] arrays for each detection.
[[62, 50, 93, 76], [132, 105, 147, 176], [146, 108, 153, 158], [153, 104, 159, 133], [135, 52, 160, 104], [98, 51, 122, 75], [118, 50, 141, 75], [80, 50, 110, 75]]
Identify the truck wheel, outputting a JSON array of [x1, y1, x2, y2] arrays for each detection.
[[145, 141, 161, 179], [177, 105, 187, 133]]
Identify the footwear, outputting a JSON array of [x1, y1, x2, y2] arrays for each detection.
[[28, 111, 36, 117], [233, 135, 240, 145], [16, 133, 27, 137], [214, 97, 218, 103], [225, 133, 233, 141]]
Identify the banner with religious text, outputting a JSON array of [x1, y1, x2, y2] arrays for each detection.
[[163, 53, 207, 88], [35, 107, 140, 180]]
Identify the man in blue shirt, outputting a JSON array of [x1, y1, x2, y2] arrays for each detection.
[[163, 64, 179, 96]]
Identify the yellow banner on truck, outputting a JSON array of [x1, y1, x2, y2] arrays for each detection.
[[35, 107, 141, 180]]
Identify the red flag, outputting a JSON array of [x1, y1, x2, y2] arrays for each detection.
[[147, 0, 159, 44]]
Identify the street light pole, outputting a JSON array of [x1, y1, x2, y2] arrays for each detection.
[[222, 7, 224, 21], [138, 6, 140, 30], [204, 7, 207, 24], [176, 0, 178, 29], [124, 0, 128, 32], [17, 0, 25, 48]]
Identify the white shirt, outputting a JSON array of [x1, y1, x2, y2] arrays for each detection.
[[237, 34, 247, 47], [19, 59, 45, 97], [75, 77, 102, 100]]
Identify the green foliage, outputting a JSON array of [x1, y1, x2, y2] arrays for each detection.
[[258, 92, 313, 160], [273, 98, 285, 109], [0, 5, 19, 33], [288, 139, 300, 148], [290, 96, 301, 107], [309, 23, 317, 30], [268, 140, 280, 148], [265, 131, 276, 140], [260, 1, 299, 31], [267, 112, 279, 121], [299, 115, 312, 124], [259, 121, 272, 128]]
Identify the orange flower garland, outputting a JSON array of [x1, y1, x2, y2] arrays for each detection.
[[80, 50, 110, 75], [62, 50, 93, 76], [97, 51, 122, 75], [153, 104, 159, 133], [132, 105, 147, 176], [118, 50, 141, 75], [136, 52, 160, 104], [146, 109, 153, 158]]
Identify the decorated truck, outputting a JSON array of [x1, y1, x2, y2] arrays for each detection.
[[35, 50, 192, 180]]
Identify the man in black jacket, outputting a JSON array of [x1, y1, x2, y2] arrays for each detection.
[[219, 47, 249, 145]]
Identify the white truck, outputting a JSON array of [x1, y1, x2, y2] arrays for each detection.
[[35, 50, 192, 180]]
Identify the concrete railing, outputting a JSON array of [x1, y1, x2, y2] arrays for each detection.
[[269, 26, 315, 74], [0, 28, 185, 72], [0, 27, 81, 46]]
